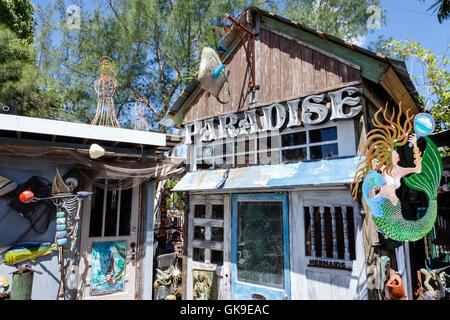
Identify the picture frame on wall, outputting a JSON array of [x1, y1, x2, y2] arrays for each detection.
[[192, 269, 217, 300]]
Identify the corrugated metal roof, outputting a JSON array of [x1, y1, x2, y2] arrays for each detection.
[[173, 156, 361, 191]]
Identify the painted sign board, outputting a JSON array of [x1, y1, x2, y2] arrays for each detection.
[[184, 86, 362, 144]]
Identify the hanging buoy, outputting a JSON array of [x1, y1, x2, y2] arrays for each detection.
[[89, 144, 105, 159], [19, 190, 35, 204]]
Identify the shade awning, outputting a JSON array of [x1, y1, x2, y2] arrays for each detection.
[[173, 156, 361, 192]]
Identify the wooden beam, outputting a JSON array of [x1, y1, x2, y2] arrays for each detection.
[[261, 25, 361, 71], [379, 67, 419, 115], [0, 137, 163, 159]]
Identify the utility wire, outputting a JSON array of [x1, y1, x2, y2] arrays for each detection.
[[384, 4, 434, 17]]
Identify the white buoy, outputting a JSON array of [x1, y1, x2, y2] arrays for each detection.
[[89, 143, 105, 159]]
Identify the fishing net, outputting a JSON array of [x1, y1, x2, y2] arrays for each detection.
[[66, 150, 186, 191], [7, 176, 55, 234], [0, 145, 186, 191]]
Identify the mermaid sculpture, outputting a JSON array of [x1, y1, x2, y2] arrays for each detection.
[[351, 104, 443, 242]]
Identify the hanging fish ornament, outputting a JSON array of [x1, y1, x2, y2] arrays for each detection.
[[197, 46, 232, 105], [0, 242, 66, 266]]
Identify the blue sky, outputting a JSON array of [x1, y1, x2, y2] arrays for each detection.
[[31, 0, 448, 108], [364, 0, 449, 55], [32, 0, 449, 52]]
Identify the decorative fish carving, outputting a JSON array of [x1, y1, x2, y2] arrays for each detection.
[[0, 242, 66, 266], [197, 47, 230, 105]]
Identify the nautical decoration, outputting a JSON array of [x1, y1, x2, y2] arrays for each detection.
[[56, 211, 67, 246], [385, 273, 406, 300], [89, 143, 105, 159], [91, 57, 121, 128], [19, 190, 35, 204], [351, 104, 443, 241], [192, 269, 216, 300], [0, 176, 17, 196], [197, 47, 230, 104], [0, 242, 61, 266], [132, 96, 154, 131], [154, 265, 182, 300], [415, 267, 449, 300], [0, 275, 9, 291], [89, 241, 126, 296]]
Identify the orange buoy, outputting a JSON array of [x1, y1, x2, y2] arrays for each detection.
[[19, 190, 35, 203]]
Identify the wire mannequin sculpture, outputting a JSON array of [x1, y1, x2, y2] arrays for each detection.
[[91, 57, 121, 128], [133, 96, 151, 131]]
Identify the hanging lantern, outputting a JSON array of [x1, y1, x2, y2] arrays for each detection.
[[19, 190, 35, 203]]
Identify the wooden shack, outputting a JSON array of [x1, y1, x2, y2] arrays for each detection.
[[0, 114, 181, 300], [164, 7, 422, 300]]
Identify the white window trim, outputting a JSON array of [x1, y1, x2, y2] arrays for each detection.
[[191, 119, 356, 171]]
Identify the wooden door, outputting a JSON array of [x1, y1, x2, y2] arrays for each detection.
[[186, 194, 231, 300], [289, 190, 367, 300], [78, 180, 140, 300]]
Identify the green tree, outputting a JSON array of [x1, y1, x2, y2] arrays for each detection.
[[421, 0, 450, 23], [266, 0, 387, 44], [34, 0, 387, 129], [0, 0, 64, 118], [0, 0, 35, 43], [384, 40, 449, 132]]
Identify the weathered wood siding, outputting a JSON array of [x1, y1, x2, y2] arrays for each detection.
[[289, 189, 368, 300], [183, 27, 361, 124], [258, 28, 361, 106]]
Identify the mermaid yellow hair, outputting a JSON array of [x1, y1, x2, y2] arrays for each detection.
[[350, 102, 414, 200]]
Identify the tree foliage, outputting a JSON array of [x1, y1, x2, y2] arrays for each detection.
[[421, 0, 450, 23], [0, 0, 35, 43], [265, 0, 387, 44], [33, 0, 388, 129], [383, 40, 449, 132], [0, 0, 64, 118]]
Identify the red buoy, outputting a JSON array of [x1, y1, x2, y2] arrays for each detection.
[[19, 190, 35, 203]]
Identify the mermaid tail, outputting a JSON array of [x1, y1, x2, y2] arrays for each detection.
[[371, 137, 442, 241]]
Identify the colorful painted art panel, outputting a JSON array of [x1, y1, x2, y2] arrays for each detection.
[[90, 241, 126, 296]]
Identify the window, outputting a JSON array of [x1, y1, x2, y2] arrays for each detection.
[[304, 205, 356, 261], [192, 123, 343, 171], [89, 180, 133, 238], [237, 201, 285, 288], [191, 203, 225, 265], [281, 126, 338, 162]]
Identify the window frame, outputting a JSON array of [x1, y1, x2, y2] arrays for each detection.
[[189, 118, 356, 171], [187, 194, 231, 300], [88, 179, 134, 239]]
